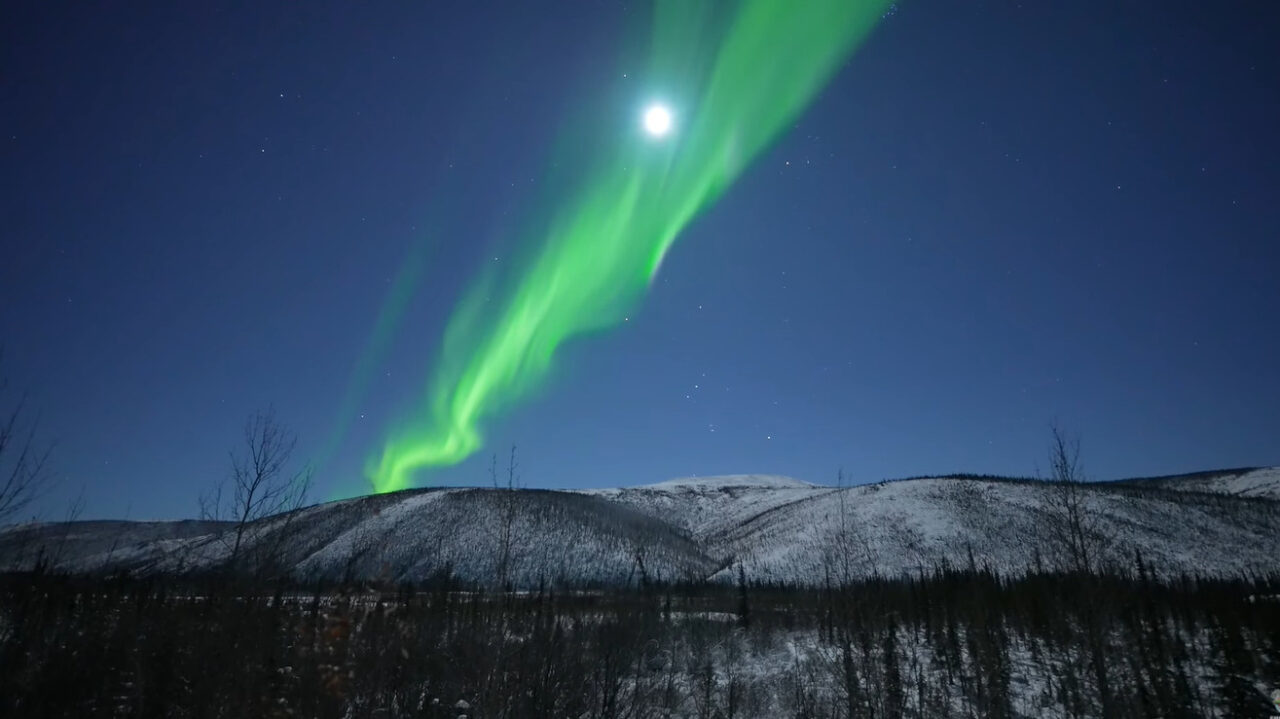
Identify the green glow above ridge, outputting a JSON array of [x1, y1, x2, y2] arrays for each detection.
[[316, 237, 429, 485], [368, 0, 889, 493]]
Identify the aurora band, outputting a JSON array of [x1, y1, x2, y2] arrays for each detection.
[[368, 0, 890, 492]]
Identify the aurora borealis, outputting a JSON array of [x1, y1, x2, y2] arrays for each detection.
[[6, 0, 1280, 519], [366, 0, 891, 492]]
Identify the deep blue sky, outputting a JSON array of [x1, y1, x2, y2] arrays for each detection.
[[3, 1, 1278, 520]]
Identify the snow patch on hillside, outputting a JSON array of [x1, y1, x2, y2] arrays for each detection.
[[634, 475, 817, 491], [1179, 467, 1280, 499], [585, 475, 832, 539]]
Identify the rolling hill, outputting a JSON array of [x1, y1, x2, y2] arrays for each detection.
[[2, 468, 1277, 586]]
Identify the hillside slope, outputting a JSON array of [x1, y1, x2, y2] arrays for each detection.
[[1114, 466, 1280, 500], [3, 470, 1277, 586], [582, 474, 830, 539], [696, 477, 1280, 583]]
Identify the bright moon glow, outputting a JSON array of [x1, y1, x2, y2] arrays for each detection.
[[643, 104, 673, 137]]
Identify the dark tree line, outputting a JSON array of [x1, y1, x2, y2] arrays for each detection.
[[3, 561, 1278, 718]]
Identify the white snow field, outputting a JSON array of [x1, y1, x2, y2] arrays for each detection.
[[2, 468, 1278, 585]]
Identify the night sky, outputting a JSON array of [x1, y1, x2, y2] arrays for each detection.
[[3, 2, 1278, 520]]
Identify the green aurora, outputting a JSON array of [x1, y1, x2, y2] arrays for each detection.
[[368, 0, 890, 493]]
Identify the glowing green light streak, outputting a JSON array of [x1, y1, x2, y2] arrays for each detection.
[[317, 239, 428, 483], [370, 0, 889, 492]]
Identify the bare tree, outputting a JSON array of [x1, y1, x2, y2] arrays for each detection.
[[824, 468, 877, 586], [1041, 423, 1110, 574], [200, 408, 311, 572], [0, 370, 54, 526], [45, 485, 86, 569], [1041, 424, 1121, 714], [491, 444, 520, 590]]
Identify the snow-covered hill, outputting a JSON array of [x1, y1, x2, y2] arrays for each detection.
[[3, 470, 1278, 586], [582, 474, 829, 539], [1113, 466, 1280, 500], [699, 476, 1280, 583]]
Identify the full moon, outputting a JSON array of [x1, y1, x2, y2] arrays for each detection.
[[643, 104, 673, 138]]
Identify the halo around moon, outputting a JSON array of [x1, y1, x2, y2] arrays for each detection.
[[643, 104, 673, 138]]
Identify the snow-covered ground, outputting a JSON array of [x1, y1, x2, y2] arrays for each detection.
[[3, 468, 1278, 585], [1118, 466, 1280, 499], [699, 476, 1280, 583], [582, 474, 832, 539]]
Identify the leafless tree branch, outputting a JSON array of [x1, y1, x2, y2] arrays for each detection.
[[1041, 422, 1111, 574], [0, 371, 55, 526], [200, 407, 310, 574]]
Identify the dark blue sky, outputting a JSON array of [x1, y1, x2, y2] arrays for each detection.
[[3, 1, 1278, 520]]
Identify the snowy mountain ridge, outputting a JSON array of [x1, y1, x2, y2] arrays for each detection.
[[2, 468, 1278, 586], [631, 474, 818, 490], [1109, 465, 1280, 499]]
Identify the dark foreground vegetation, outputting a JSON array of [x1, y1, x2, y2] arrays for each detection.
[[3, 565, 1279, 719]]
